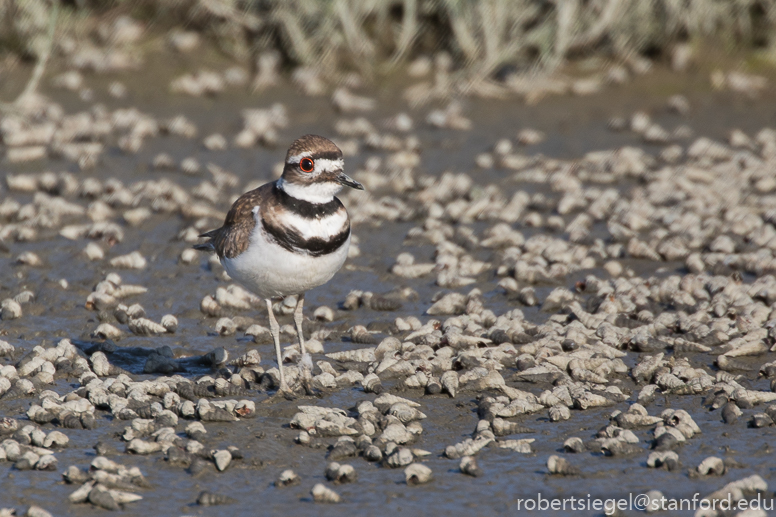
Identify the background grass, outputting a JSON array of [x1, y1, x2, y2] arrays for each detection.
[[2, 0, 775, 80]]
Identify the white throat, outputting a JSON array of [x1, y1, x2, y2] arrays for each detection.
[[278, 177, 342, 204]]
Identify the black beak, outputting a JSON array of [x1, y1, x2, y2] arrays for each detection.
[[337, 172, 364, 190]]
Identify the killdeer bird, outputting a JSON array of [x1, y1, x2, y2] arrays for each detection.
[[195, 135, 363, 394]]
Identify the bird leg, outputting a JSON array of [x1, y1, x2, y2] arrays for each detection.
[[266, 298, 290, 394], [294, 293, 316, 396], [294, 293, 312, 369]]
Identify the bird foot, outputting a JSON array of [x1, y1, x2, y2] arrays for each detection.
[[278, 384, 297, 400], [297, 364, 321, 397], [301, 376, 322, 398], [261, 383, 297, 403]]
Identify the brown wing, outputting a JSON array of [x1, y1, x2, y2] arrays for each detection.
[[193, 183, 273, 259]]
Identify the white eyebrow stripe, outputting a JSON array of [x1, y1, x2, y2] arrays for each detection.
[[287, 151, 312, 163], [286, 154, 343, 172]]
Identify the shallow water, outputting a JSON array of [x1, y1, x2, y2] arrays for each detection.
[[2, 63, 776, 516]]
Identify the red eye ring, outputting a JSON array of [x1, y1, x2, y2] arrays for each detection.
[[299, 158, 314, 172]]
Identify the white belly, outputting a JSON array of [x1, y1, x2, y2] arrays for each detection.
[[222, 223, 350, 299]]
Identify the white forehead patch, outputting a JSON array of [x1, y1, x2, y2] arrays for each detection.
[[287, 151, 312, 163], [312, 158, 344, 174]]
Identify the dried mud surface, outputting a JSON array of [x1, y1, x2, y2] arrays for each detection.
[[2, 65, 776, 516]]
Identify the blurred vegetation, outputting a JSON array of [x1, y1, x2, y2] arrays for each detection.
[[2, 0, 776, 77]]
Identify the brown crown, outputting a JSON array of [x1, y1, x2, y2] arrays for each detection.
[[285, 134, 342, 162]]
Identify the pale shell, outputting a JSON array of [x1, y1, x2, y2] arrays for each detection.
[[404, 463, 433, 485], [311, 483, 341, 503], [109, 251, 147, 269], [128, 318, 168, 336]]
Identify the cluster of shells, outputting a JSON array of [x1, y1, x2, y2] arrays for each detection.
[[3, 33, 776, 512]]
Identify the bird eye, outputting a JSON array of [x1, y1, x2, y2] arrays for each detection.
[[299, 158, 314, 172]]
